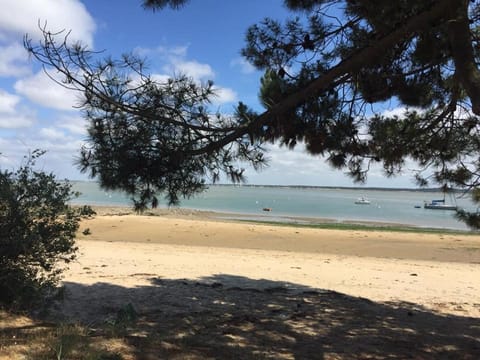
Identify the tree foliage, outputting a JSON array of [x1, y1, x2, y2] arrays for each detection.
[[24, 29, 265, 211], [0, 151, 79, 308], [242, 0, 480, 183], [25, 0, 480, 226], [142, 0, 188, 10]]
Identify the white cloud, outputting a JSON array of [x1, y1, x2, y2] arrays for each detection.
[[135, 45, 188, 58], [139, 44, 216, 82], [230, 57, 256, 75], [212, 86, 237, 104], [0, 114, 35, 129], [241, 142, 417, 188], [165, 60, 215, 80], [133, 45, 239, 105], [0, 90, 20, 113], [266, 143, 323, 171], [37, 136, 84, 154], [56, 115, 87, 136], [381, 105, 474, 122], [381, 107, 409, 118], [14, 71, 82, 111], [0, 125, 85, 161], [0, 0, 96, 47], [0, 43, 31, 78], [242, 143, 333, 185], [39, 127, 67, 141], [0, 90, 36, 128], [0, 133, 87, 179], [150, 73, 171, 84]]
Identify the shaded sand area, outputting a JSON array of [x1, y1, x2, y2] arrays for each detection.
[[2, 208, 480, 359]]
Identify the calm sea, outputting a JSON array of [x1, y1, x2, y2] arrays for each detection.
[[71, 182, 478, 231]]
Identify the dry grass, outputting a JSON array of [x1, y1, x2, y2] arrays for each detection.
[[0, 311, 130, 360]]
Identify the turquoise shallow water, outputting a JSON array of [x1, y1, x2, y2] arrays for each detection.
[[71, 182, 478, 231]]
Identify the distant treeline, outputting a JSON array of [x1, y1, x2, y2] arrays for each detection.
[[210, 184, 468, 193], [69, 180, 469, 194]]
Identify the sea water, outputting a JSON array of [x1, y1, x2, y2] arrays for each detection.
[[71, 182, 478, 231]]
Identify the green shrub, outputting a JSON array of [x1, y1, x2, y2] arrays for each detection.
[[0, 151, 79, 308], [78, 205, 97, 217]]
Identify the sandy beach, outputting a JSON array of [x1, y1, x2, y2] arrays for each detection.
[[67, 209, 480, 318], [6, 207, 479, 359]]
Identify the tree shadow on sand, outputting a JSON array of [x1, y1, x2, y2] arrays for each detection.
[[42, 275, 480, 359]]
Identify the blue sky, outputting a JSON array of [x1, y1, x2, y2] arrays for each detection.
[[0, 0, 417, 187]]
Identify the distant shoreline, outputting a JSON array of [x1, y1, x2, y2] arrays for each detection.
[[210, 184, 468, 193], [69, 180, 470, 193]]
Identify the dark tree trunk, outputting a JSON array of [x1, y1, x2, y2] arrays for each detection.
[[447, 0, 480, 115]]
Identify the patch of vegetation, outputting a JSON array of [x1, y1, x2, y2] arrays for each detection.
[[35, 323, 123, 360], [238, 219, 477, 235], [77, 205, 97, 218], [105, 303, 138, 337], [0, 151, 79, 309]]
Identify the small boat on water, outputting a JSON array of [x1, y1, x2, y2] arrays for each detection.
[[354, 196, 371, 205], [262, 207, 272, 212], [423, 199, 457, 210]]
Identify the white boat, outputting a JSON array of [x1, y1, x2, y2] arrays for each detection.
[[354, 196, 371, 205], [423, 199, 457, 210]]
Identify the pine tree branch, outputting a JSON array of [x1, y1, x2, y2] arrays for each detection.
[[190, 0, 453, 155]]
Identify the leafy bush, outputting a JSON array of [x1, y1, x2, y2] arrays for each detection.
[[78, 204, 96, 217], [0, 151, 79, 308]]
